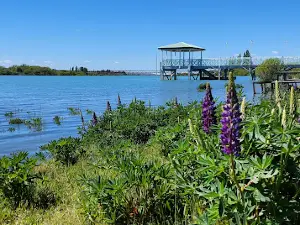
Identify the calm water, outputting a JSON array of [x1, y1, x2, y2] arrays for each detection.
[[0, 75, 254, 155]]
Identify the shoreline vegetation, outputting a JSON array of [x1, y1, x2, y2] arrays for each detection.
[[1, 73, 300, 224], [0, 64, 127, 76]]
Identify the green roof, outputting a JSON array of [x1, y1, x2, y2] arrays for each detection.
[[158, 42, 205, 52]]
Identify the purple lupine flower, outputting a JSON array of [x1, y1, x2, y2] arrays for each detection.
[[106, 101, 112, 112], [92, 112, 98, 126], [202, 83, 216, 133], [220, 73, 242, 155]]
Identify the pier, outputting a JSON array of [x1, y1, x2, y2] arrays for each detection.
[[158, 42, 300, 80]]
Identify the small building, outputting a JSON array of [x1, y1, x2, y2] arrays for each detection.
[[158, 42, 206, 80], [157, 42, 245, 80]]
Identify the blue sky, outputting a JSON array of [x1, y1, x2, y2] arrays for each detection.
[[0, 0, 299, 70]]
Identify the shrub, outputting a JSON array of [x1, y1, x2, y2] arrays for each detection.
[[82, 149, 178, 224], [256, 58, 284, 81], [40, 137, 85, 166], [34, 186, 57, 209], [0, 152, 39, 208], [197, 83, 206, 92], [9, 118, 24, 124]]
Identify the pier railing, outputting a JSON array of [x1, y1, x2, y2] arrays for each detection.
[[162, 57, 300, 68]]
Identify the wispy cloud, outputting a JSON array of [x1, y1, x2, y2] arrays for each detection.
[[114, 61, 119, 64], [84, 60, 91, 63], [272, 51, 279, 55], [44, 60, 53, 64], [3, 60, 12, 64], [31, 60, 35, 63], [75, 29, 81, 32]]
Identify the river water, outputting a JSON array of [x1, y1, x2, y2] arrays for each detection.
[[0, 75, 254, 155]]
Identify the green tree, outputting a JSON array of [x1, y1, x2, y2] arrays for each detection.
[[256, 58, 284, 81], [243, 50, 251, 57]]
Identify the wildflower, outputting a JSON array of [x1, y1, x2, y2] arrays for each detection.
[[106, 101, 112, 112], [188, 118, 195, 135], [275, 80, 281, 111], [202, 83, 216, 133], [282, 106, 286, 129], [240, 97, 246, 120], [92, 112, 98, 126], [220, 72, 242, 155], [271, 108, 275, 116], [117, 94, 121, 106], [289, 86, 296, 117]]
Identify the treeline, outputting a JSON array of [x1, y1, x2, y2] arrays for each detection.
[[0, 65, 126, 76]]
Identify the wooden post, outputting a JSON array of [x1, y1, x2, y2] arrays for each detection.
[[253, 82, 256, 94]]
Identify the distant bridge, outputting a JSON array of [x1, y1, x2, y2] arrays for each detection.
[[123, 70, 159, 75]]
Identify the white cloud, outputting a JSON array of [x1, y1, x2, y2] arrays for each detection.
[[75, 29, 81, 32], [44, 60, 53, 64], [114, 61, 119, 64], [3, 60, 12, 64], [31, 60, 35, 63], [272, 51, 279, 55], [84, 60, 91, 63]]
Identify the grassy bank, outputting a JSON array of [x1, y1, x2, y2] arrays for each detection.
[[1, 79, 300, 224]]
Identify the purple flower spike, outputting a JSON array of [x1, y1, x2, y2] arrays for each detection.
[[202, 83, 216, 133], [92, 112, 98, 126], [220, 73, 242, 155]]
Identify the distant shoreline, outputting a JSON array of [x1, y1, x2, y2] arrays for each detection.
[[0, 74, 158, 76]]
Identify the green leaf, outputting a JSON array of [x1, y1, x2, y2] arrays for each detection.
[[253, 189, 270, 202], [218, 198, 224, 217]]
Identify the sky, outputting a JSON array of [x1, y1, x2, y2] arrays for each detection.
[[0, 0, 300, 70]]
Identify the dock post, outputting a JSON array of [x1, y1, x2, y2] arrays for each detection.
[[160, 69, 164, 80], [253, 82, 256, 94], [188, 66, 191, 80]]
